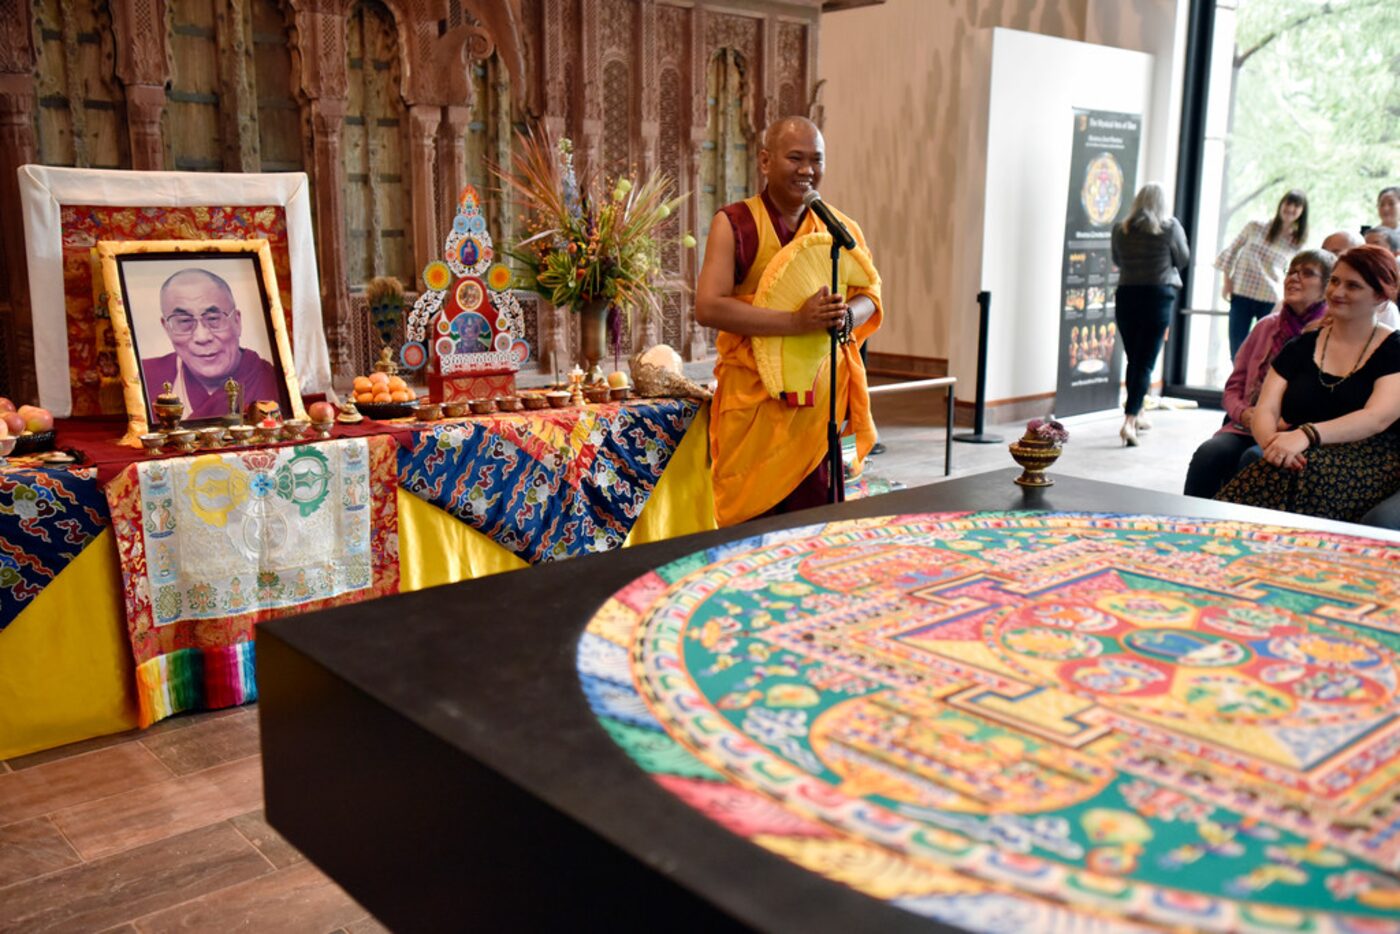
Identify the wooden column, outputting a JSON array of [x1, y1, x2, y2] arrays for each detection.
[[437, 105, 471, 239], [309, 97, 352, 377], [577, 0, 603, 179], [113, 0, 170, 171], [684, 5, 708, 361], [406, 104, 441, 292], [0, 72, 37, 402]]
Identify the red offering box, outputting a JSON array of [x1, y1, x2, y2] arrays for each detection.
[[428, 371, 516, 403]]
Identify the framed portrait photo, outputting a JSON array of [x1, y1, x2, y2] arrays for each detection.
[[98, 239, 306, 443]]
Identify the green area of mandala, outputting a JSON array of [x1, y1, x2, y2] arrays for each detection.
[[668, 527, 1393, 917], [656, 550, 713, 585], [598, 716, 725, 781]]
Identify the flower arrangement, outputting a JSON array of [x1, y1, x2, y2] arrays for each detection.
[[1026, 418, 1070, 445], [492, 127, 692, 331]]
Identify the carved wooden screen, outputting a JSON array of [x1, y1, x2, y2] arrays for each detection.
[[33, 0, 128, 169], [601, 57, 632, 181], [777, 22, 809, 121], [461, 54, 513, 249], [252, 0, 302, 173], [699, 49, 753, 246], [344, 0, 411, 287]]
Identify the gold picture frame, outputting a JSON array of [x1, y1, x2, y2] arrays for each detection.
[[98, 239, 306, 445]]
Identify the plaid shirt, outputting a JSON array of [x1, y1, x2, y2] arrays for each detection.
[[1214, 220, 1297, 303]]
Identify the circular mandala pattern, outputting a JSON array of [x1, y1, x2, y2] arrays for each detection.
[[422, 260, 452, 292], [486, 263, 512, 292], [579, 512, 1400, 932], [452, 214, 470, 234], [398, 340, 426, 371]]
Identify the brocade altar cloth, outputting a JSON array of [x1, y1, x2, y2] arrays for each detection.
[[398, 399, 699, 563]]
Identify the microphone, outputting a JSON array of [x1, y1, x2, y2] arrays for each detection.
[[802, 189, 857, 251]]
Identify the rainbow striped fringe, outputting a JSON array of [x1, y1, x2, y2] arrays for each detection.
[[134, 642, 257, 727]]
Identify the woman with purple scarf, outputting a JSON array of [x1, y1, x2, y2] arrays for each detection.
[[1184, 248, 1334, 498]]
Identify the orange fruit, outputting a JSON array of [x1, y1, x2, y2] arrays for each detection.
[[388, 376, 407, 391], [355, 391, 373, 403], [372, 391, 392, 403], [368, 371, 390, 385], [404, 387, 416, 400], [390, 390, 409, 402], [352, 376, 372, 392]]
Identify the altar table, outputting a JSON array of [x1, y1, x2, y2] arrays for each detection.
[[0, 401, 714, 759], [259, 471, 1399, 932]]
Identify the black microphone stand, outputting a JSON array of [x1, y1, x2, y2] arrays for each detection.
[[826, 240, 843, 504]]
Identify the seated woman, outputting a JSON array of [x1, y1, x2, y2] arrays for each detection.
[[1184, 249, 1334, 499], [1216, 244, 1400, 521]]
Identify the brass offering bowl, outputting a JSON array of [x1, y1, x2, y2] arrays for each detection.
[[280, 419, 309, 442], [416, 401, 442, 422], [138, 432, 167, 455], [494, 396, 523, 413], [521, 393, 549, 411], [226, 425, 256, 446], [167, 429, 198, 454], [441, 401, 469, 418], [469, 398, 498, 415]]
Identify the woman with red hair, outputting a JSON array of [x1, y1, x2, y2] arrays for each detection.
[[1217, 244, 1400, 522]]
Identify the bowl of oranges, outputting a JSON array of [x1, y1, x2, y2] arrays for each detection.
[[351, 371, 419, 420]]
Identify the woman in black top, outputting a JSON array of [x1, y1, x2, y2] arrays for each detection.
[[1217, 244, 1400, 521]]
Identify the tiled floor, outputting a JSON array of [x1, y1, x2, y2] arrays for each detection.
[[865, 383, 1224, 497], [0, 706, 384, 934], [0, 389, 1226, 932]]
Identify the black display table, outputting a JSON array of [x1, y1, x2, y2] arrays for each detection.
[[258, 469, 1398, 932]]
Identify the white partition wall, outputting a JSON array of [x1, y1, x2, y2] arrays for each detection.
[[950, 29, 1155, 413]]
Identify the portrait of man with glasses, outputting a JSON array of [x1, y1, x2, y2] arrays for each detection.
[[138, 266, 281, 419]]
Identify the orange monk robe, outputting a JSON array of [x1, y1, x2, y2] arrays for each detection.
[[709, 194, 883, 527]]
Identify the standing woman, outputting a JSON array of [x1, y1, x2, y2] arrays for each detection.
[[1111, 182, 1190, 446], [1377, 186, 1399, 232], [1216, 189, 1309, 359]]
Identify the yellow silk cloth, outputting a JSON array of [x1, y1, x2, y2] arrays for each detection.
[[710, 194, 883, 526], [0, 408, 715, 759]]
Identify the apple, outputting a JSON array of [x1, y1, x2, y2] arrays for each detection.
[[0, 419, 7, 439], [307, 401, 337, 423], [2, 412, 24, 436], [606, 370, 630, 389], [16, 405, 52, 434], [0, 397, 14, 414]]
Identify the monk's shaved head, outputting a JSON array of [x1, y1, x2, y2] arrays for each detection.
[[762, 116, 822, 153]]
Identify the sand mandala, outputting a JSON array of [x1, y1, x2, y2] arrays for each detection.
[[577, 512, 1400, 932]]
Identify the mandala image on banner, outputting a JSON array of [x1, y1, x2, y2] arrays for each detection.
[[1081, 152, 1125, 227], [578, 512, 1400, 932]]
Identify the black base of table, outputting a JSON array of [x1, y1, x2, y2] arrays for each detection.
[[259, 469, 1396, 932]]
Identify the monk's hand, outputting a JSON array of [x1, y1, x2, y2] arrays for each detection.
[[1239, 406, 1254, 430], [794, 287, 849, 335]]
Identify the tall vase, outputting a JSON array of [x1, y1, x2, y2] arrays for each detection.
[[577, 297, 610, 379]]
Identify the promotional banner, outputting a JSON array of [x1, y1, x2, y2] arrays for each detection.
[[1055, 109, 1141, 416]]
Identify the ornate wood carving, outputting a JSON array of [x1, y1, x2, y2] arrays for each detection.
[[1, 0, 821, 391]]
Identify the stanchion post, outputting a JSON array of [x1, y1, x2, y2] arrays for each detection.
[[953, 290, 1003, 444]]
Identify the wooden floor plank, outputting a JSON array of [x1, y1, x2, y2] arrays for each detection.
[[228, 810, 306, 870], [0, 817, 81, 888], [140, 714, 260, 777], [0, 745, 172, 826], [0, 823, 271, 933], [51, 757, 264, 862], [131, 861, 370, 934]]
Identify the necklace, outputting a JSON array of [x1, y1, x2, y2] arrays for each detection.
[[1316, 323, 1379, 391]]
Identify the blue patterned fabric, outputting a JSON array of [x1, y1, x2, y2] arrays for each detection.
[[0, 467, 109, 631], [397, 399, 700, 563]]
